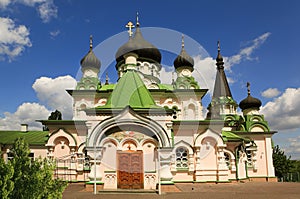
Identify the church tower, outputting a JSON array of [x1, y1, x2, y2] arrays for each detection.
[[239, 82, 262, 115], [76, 35, 101, 90], [173, 35, 199, 89], [237, 82, 270, 132], [115, 14, 162, 89], [207, 41, 238, 119]]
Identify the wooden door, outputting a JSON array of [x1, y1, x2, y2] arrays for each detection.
[[117, 151, 143, 189]]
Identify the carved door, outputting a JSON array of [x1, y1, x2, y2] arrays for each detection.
[[117, 151, 143, 189]]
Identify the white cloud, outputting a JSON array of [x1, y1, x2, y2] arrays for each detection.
[[284, 135, 300, 160], [261, 88, 300, 131], [0, 0, 10, 8], [160, 65, 175, 84], [0, 75, 76, 130], [193, 56, 217, 94], [17, 0, 45, 6], [160, 56, 217, 95], [225, 32, 271, 71], [261, 88, 281, 98], [32, 75, 76, 119], [0, 0, 57, 23], [0, 102, 50, 130], [0, 17, 32, 61], [50, 29, 60, 38], [37, 1, 57, 23]]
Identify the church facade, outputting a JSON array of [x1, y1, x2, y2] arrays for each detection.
[[0, 19, 277, 191]]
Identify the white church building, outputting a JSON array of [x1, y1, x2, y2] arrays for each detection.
[[0, 18, 277, 191]]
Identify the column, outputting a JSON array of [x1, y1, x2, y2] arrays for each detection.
[[86, 146, 105, 182], [217, 145, 229, 182], [158, 148, 173, 183], [265, 137, 275, 177]]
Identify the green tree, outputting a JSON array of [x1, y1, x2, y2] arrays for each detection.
[[273, 145, 292, 179], [2, 138, 67, 199], [0, 157, 14, 199]]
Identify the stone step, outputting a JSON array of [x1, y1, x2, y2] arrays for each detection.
[[99, 189, 157, 194]]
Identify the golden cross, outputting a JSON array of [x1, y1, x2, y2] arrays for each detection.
[[126, 21, 135, 37]]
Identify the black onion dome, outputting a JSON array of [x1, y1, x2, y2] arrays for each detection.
[[80, 50, 101, 69], [115, 25, 161, 63], [239, 94, 262, 110], [173, 47, 194, 70], [115, 36, 136, 61], [80, 36, 101, 69]]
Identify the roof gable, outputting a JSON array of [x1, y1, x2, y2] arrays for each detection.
[[97, 70, 159, 109]]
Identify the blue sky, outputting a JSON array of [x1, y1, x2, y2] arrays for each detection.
[[0, 0, 300, 159]]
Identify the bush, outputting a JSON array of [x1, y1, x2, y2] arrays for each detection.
[[0, 138, 67, 199]]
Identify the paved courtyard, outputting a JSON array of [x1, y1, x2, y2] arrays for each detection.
[[63, 182, 300, 199]]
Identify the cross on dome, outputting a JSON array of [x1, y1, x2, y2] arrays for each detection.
[[247, 82, 251, 95], [136, 11, 140, 27], [126, 21, 135, 37], [105, 72, 109, 85], [89, 35, 93, 50]]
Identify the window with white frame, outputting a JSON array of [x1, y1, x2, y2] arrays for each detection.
[[175, 147, 188, 169]]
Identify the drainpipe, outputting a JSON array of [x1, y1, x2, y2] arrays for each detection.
[[94, 145, 96, 194], [245, 161, 248, 179], [158, 150, 161, 195]]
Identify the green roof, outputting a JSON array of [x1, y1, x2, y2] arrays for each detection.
[[222, 131, 245, 142], [96, 70, 160, 109], [98, 84, 115, 91], [0, 131, 49, 145], [158, 84, 174, 90]]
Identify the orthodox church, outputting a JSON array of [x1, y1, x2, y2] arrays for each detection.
[[0, 18, 277, 191]]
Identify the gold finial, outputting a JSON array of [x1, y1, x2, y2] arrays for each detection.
[[247, 82, 251, 95], [126, 21, 135, 37], [181, 34, 185, 48], [217, 40, 220, 52], [89, 35, 93, 50], [136, 11, 140, 27]]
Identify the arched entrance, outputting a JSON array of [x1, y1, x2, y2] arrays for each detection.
[[85, 107, 171, 190]]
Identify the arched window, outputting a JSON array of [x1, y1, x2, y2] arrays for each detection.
[[175, 147, 188, 169], [246, 149, 253, 166], [224, 152, 230, 168], [186, 103, 196, 119]]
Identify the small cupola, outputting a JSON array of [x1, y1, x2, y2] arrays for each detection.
[[80, 35, 101, 73], [239, 82, 262, 114], [173, 35, 194, 72]]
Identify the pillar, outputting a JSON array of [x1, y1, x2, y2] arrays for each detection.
[[158, 148, 173, 183]]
